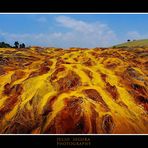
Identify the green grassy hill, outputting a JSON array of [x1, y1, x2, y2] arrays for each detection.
[[113, 39, 148, 48]]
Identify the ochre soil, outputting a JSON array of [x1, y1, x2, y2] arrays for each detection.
[[0, 47, 148, 134]]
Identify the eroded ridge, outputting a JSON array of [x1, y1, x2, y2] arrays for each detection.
[[0, 47, 148, 134]]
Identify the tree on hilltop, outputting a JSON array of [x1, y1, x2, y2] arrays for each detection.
[[14, 41, 19, 48], [20, 43, 25, 48], [0, 42, 12, 48]]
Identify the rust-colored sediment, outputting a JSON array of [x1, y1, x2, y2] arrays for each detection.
[[0, 47, 148, 134]]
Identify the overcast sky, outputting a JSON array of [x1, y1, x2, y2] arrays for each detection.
[[0, 14, 148, 48]]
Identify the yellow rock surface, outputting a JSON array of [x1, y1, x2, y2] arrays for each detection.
[[0, 47, 147, 134]]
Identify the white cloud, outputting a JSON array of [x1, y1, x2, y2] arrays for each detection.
[[127, 31, 141, 39], [0, 31, 69, 47], [0, 31, 49, 46], [127, 31, 148, 40], [0, 16, 118, 48], [55, 15, 94, 33], [36, 17, 47, 23], [55, 15, 117, 47]]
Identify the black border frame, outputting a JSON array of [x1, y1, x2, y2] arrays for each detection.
[[0, 0, 148, 147]]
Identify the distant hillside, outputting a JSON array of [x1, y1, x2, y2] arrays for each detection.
[[113, 39, 148, 48]]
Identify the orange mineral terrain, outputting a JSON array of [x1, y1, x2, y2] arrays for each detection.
[[0, 47, 148, 134]]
